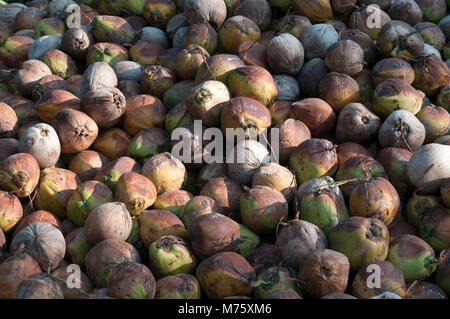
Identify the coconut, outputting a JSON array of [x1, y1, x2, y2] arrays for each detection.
[[378, 110, 426, 152], [415, 0, 447, 23], [268, 100, 291, 125], [65, 227, 93, 268], [437, 84, 450, 112], [349, 177, 400, 226], [406, 143, 450, 193], [123, 94, 166, 136], [387, 0, 422, 26], [227, 65, 277, 106], [93, 128, 131, 160], [289, 138, 338, 184], [142, 0, 176, 29], [84, 202, 132, 245], [153, 190, 193, 218], [199, 177, 243, 218], [174, 45, 209, 81], [113, 61, 143, 83], [273, 75, 300, 101], [179, 195, 223, 227], [438, 14, 450, 40], [184, 80, 229, 126], [275, 118, 311, 162], [107, 262, 156, 299], [233, 0, 271, 31], [12, 210, 61, 241], [405, 281, 447, 299], [329, 217, 390, 272], [51, 263, 93, 299], [413, 54, 450, 97], [336, 103, 381, 145], [418, 207, 450, 251], [60, 27, 93, 60], [407, 190, 445, 227], [289, 98, 335, 138], [196, 252, 255, 298], [252, 163, 296, 203], [267, 33, 304, 76], [372, 58, 415, 87], [297, 176, 349, 235], [387, 234, 438, 282], [18, 123, 60, 169], [276, 219, 328, 270], [335, 156, 387, 197], [373, 79, 424, 118], [277, 15, 311, 41], [0, 36, 34, 69], [416, 104, 450, 143], [12, 272, 63, 299], [247, 244, 282, 275], [0, 3, 28, 28], [291, 0, 332, 23], [349, 5, 391, 40], [170, 123, 207, 169], [155, 273, 201, 299], [51, 109, 98, 154], [415, 22, 446, 51], [336, 142, 372, 166], [127, 127, 170, 160], [28, 35, 62, 61], [86, 42, 129, 67], [253, 266, 299, 299], [33, 18, 66, 39], [301, 24, 338, 59], [187, 213, 240, 259], [68, 150, 110, 182], [297, 249, 350, 298], [118, 80, 142, 99], [377, 21, 424, 61], [352, 69, 375, 107], [115, 172, 157, 216], [318, 72, 360, 113], [196, 163, 227, 188], [435, 249, 450, 295], [66, 180, 113, 226], [183, 0, 227, 29], [156, 48, 182, 74], [221, 96, 272, 140], [172, 27, 189, 48], [85, 238, 141, 288], [389, 221, 419, 244], [166, 13, 189, 39], [227, 139, 271, 185], [237, 41, 267, 69], [0, 254, 42, 299], [376, 147, 413, 195], [138, 209, 187, 247], [195, 54, 245, 84], [80, 87, 126, 129], [239, 186, 288, 235], [442, 179, 450, 207], [40, 49, 77, 80], [0, 190, 22, 233], [31, 75, 69, 102], [141, 152, 186, 194], [141, 65, 176, 99], [34, 167, 81, 219], [91, 15, 134, 45], [11, 222, 65, 271], [351, 261, 407, 298], [0, 138, 18, 161], [0, 153, 40, 198], [162, 81, 196, 111], [148, 235, 197, 278], [235, 223, 261, 258], [94, 156, 141, 191], [326, 40, 365, 77], [14, 59, 52, 98], [183, 22, 218, 55], [80, 62, 118, 97], [0, 102, 18, 138], [35, 90, 80, 123]]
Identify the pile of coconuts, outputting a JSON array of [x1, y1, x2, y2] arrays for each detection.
[[0, 0, 450, 300]]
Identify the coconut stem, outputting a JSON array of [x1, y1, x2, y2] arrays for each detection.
[[316, 177, 370, 194]]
